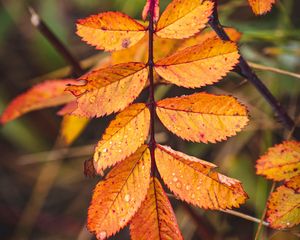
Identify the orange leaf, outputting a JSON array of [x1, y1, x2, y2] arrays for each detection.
[[94, 103, 150, 174], [155, 145, 248, 209], [155, 0, 213, 39], [112, 35, 179, 64], [156, 93, 249, 143], [256, 141, 300, 181], [60, 115, 89, 145], [1, 79, 76, 124], [155, 37, 240, 88], [266, 175, 300, 229], [88, 145, 151, 239], [66, 62, 148, 118], [77, 12, 147, 51], [179, 28, 242, 50], [248, 0, 275, 15], [142, 0, 160, 22], [130, 177, 183, 240]]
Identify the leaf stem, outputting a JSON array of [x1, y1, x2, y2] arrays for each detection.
[[148, 0, 157, 176], [28, 6, 84, 77], [208, 0, 296, 133]]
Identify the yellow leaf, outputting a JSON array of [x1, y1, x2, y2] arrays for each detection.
[[66, 62, 148, 118], [155, 145, 248, 209], [156, 93, 249, 143], [155, 37, 240, 88], [77, 12, 147, 51], [155, 0, 213, 39], [248, 0, 275, 15], [88, 145, 151, 239], [256, 141, 300, 181], [60, 115, 89, 145], [267, 175, 300, 229], [179, 28, 242, 50], [1, 80, 75, 124], [130, 177, 183, 240], [94, 103, 150, 173]]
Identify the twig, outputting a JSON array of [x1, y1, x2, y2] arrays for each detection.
[[254, 182, 276, 240], [208, 0, 296, 133], [248, 62, 300, 79], [28, 6, 84, 77], [147, 0, 158, 176]]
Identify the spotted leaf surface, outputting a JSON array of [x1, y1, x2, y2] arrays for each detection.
[[142, 0, 159, 22], [77, 12, 147, 51], [155, 0, 213, 39], [155, 145, 248, 209], [155, 37, 240, 88], [256, 141, 300, 181], [60, 115, 89, 145], [267, 175, 300, 229], [66, 62, 148, 118], [94, 103, 150, 173], [156, 93, 249, 143], [1, 80, 76, 124], [130, 177, 183, 240], [88, 145, 151, 239], [179, 28, 242, 50], [248, 0, 275, 15]]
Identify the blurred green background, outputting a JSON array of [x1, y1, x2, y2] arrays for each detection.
[[0, 0, 299, 239]]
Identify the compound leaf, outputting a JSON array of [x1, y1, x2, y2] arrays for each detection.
[[66, 62, 148, 118], [248, 0, 275, 15], [156, 93, 249, 143], [155, 145, 248, 209], [267, 175, 300, 229], [94, 103, 150, 174], [256, 141, 300, 181], [88, 145, 151, 239], [77, 12, 147, 51], [155, 0, 213, 39], [1, 79, 76, 124], [155, 37, 240, 88], [130, 177, 183, 240]]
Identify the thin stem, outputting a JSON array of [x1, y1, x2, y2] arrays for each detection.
[[28, 6, 84, 77], [208, 0, 296, 133], [148, 0, 157, 176], [254, 181, 276, 240]]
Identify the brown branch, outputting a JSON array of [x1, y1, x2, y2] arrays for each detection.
[[28, 7, 84, 77], [208, 0, 296, 134]]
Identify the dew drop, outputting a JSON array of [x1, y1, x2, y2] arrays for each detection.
[[191, 193, 195, 199], [89, 96, 96, 103], [124, 194, 131, 202], [173, 177, 178, 182], [172, 172, 176, 176], [118, 149, 122, 153], [286, 222, 290, 226], [176, 182, 182, 189], [102, 148, 108, 153], [186, 185, 191, 191], [109, 141, 113, 145], [97, 231, 107, 240]]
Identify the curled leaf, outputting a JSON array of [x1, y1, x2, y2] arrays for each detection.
[[94, 103, 150, 174], [66, 62, 148, 118], [156, 0, 213, 39], [155, 37, 240, 88], [248, 0, 275, 15], [88, 145, 151, 239], [155, 145, 248, 209], [130, 177, 183, 240], [256, 141, 300, 181], [142, 0, 160, 22], [156, 93, 249, 143], [77, 12, 147, 51], [267, 175, 300, 229], [1, 79, 76, 124]]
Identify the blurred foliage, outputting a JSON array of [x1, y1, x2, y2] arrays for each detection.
[[0, 0, 299, 239]]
